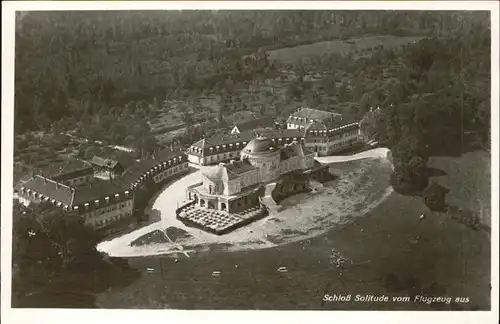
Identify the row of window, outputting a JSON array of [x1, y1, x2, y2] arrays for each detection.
[[305, 127, 358, 138], [205, 151, 239, 163], [329, 138, 358, 150], [240, 171, 259, 188], [65, 175, 92, 186], [82, 201, 132, 218], [92, 212, 132, 228], [235, 194, 259, 207], [193, 142, 248, 155], [153, 163, 188, 183], [282, 158, 301, 171]]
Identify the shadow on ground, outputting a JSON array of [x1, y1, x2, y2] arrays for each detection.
[[391, 166, 447, 196], [383, 273, 485, 310], [11, 256, 141, 308]]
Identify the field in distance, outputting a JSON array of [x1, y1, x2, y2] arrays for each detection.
[[268, 35, 424, 64]]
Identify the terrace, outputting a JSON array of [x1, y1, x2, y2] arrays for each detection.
[[177, 204, 267, 235]]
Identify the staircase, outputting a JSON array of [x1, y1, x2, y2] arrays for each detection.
[[309, 180, 324, 193], [259, 182, 282, 213]]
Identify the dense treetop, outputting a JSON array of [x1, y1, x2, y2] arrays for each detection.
[[14, 11, 491, 190], [15, 10, 488, 133]]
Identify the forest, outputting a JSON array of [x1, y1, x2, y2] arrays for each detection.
[[14, 10, 490, 189], [15, 11, 479, 132], [359, 27, 490, 192], [12, 201, 141, 307]]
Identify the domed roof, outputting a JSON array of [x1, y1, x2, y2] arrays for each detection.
[[242, 135, 278, 155], [202, 165, 224, 180]]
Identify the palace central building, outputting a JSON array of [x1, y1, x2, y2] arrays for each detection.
[[178, 135, 330, 235]]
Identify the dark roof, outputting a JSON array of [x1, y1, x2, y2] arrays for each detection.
[[90, 156, 121, 169], [304, 121, 359, 138], [280, 142, 313, 160], [305, 117, 349, 130], [233, 117, 275, 133], [22, 175, 75, 206], [280, 143, 301, 160], [116, 149, 186, 187], [20, 176, 128, 207], [202, 159, 257, 181], [152, 148, 185, 162], [72, 180, 128, 206], [189, 129, 303, 157], [202, 165, 225, 180], [287, 108, 342, 126], [15, 174, 33, 190], [116, 160, 158, 188], [242, 136, 278, 155], [224, 159, 257, 177], [302, 145, 314, 155], [39, 159, 93, 181]]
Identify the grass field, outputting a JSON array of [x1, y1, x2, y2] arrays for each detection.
[[94, 191, 490, 310], [268, 35, 424, 64], [428, 151, 491, 228]]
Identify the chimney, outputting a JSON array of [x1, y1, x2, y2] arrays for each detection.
[[55, 182, 59, 189]]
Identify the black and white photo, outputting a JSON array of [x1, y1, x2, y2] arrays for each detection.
[[1, 2, 498, 323]]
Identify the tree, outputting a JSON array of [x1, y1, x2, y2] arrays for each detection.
[[423, 181, 450, 211], [338, 79, 349, 101], [286, 82, 303, 102], [12, 201, 105, 302], [359, 108, 381, 141], [182, 111, 194, 125], [293, 61, 306, 84], [358, 93, 373, 117]]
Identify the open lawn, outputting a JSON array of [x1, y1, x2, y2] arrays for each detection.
[[428, 151, 491, 228], [268, 35, 424, 64], [94, 191, 490, 310]]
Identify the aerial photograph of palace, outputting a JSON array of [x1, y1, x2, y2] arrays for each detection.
[[8, 8, 492, 313], [15, 107, 346, 234], [181, 133, 331, 234]]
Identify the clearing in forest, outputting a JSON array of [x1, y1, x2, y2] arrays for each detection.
[[268, 35, 425, 64]]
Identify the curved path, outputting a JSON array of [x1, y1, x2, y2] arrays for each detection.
[[97, 171, 202, 255], [315, 147, 389, 164], [98, 147, 393, 258]]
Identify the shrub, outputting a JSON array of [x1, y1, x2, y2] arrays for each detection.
[[422, 181, 449, 211]]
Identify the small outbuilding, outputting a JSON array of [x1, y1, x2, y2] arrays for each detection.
[[90, 156, 124, 177]]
